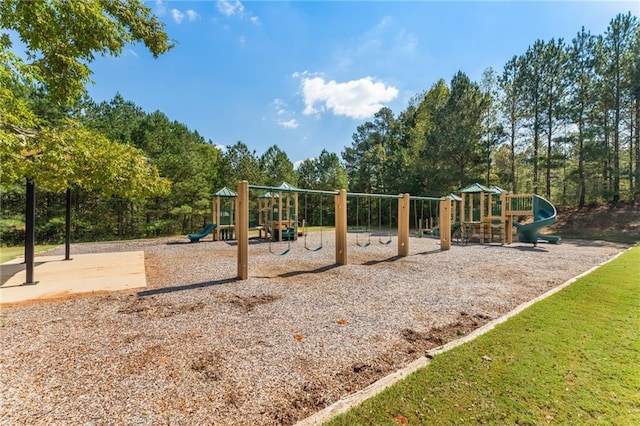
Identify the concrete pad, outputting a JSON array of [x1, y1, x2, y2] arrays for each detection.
[[0, 251, 146, 306]]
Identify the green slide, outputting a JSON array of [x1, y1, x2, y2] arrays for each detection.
[[188, 223, 217, 242], [513, 195, 561, 246]]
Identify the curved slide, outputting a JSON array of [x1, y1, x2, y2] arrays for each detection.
[[513, 195, 561, 245], [188, 223, 217, 242]]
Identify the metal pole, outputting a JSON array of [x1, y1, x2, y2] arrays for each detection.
[[65, 188, 72, 260], [25, 179, 36, 284]]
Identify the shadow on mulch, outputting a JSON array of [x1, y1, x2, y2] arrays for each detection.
[[165, 240, 218, 245], [254, 263, 342, 279], [137, 277, 238, 297], [360, 255, 402, 266]]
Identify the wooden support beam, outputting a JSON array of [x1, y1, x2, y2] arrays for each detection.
[[214, 196, 221, 240], [335, 189, 347, 265], [398, 193, 410, 257], [237, 181, 249, 280], [439, 197, 451, 250]]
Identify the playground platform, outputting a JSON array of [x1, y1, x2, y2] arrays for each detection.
[[0, 251, 147, 305]]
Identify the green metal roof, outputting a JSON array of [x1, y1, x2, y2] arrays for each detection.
[[212, 187, 237, 197], [258, 191, 279, 199], [276, 182, 298, 190], [459, 183, 500, 194], [447, 193, 462, 201]]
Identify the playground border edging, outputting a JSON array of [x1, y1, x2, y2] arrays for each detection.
[[295, 243, 633, 426]]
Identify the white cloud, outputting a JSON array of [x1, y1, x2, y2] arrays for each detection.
[[214, 144, 227, 153], [297, 75, 399, 120], [126, 49, 139, 58], [273, 99, 287, 115], [250, 16, 260, 25], [155, 0, 167, 17], [171, 9, 184, 24], [277, 119, 299, 129], [272, 99, 298, 129], [217, 0, 244, 17], [186, 10, 199, 22]]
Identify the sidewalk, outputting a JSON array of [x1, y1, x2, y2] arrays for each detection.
[[1, 251, 146, 305]]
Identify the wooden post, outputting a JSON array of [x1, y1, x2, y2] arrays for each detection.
[[278, 191, 283, 239], [398, 194, 410, 257], [214, 196, 221, 240], [335, 189, 347, 265], [237, 181, 249, 280], [504, 193, 513, 245], [211, 197, 218, 223], [451, 200, 457, 225], [294, 193, 299, 234], [460, 193, 466, 223], [439, 197, 451, 250], [468, 194, 474, 222]]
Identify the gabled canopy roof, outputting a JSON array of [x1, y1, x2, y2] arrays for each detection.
[[446, 193, 462, 201], [459, 183, 501, 194], [212, 186, 237, 197], [258, 191, 279, 199], [276, 182, 298, 190]]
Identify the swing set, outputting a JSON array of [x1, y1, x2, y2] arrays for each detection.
[[303, 192, 323, 252], [238, 181, 453, 280], [355, 196, 371, 247], [251, 184, 334, 257], [348, 192, 398, 247], [411, 197, 439, 237]]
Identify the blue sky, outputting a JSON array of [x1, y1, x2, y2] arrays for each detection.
[[86, 1, 638, 166]]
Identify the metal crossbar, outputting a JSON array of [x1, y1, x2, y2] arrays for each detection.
[[248, 185, 338, 196]]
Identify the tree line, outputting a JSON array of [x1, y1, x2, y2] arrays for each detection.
[[345, 12, 640, 207], [1, 7, 638, 245]]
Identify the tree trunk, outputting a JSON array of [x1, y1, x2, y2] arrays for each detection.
[[630, 119, 635, 200], [613, 43, 621, 204], [546, 104, 553, 199], [510, 113, 517, 193], [636, 93, 640, 203], [533, 109, 540, 195], [578, 118, 586, 207], [603, 113, 610, 197]]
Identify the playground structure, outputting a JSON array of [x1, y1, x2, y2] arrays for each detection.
[[255, 182, 299, 242], [187, 223, 217, 243], [193, 181, 559, 279], [211, 187, 237, 241], [456, 183, 560, 246]]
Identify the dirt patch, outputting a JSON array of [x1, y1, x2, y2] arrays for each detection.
[[551, 202, 640, 241], [191, 350, 224, 381], [117, 296, 205, 317], [400, 312, 492, 352], [218, 293, 282, 313]]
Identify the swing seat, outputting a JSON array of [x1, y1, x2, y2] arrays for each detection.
[[356, 241, 371, 248]]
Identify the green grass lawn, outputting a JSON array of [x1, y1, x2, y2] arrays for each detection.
[[0, 245, 58, 263], [328, 245, 640, 425]]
